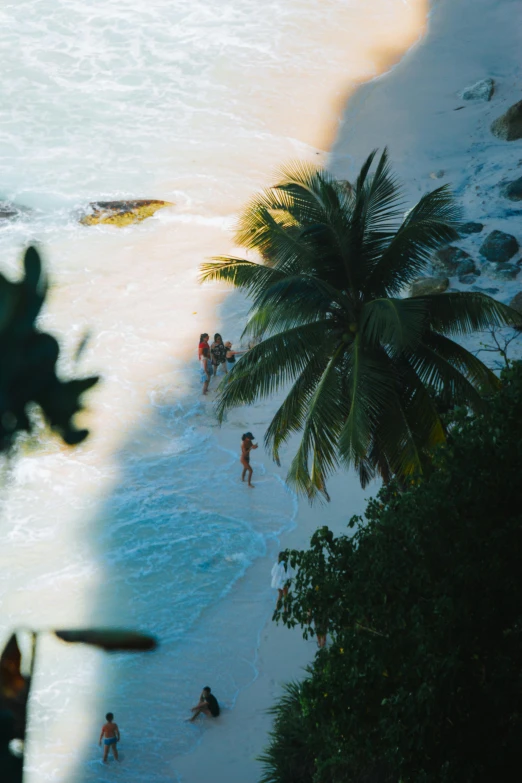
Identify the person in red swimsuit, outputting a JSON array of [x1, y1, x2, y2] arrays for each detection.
[[198, 333, 210, 360]]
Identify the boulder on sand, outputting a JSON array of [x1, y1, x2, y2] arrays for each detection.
[[459, 273, 478, 285], [460, 78, 494, 102], [500, 176, 522, 201], [479, 230, 519, 263], [485, 262, 519, 281], [410, 277, 449, 297], [432, 246, 471, 275], [491, 100, 522, 141], [459, 221, 484, 235], [432, 246, 479, 279], [80, 199, 174, 227]]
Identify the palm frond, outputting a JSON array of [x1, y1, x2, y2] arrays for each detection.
[[407, 331, 499, 412], [366, 185, 462, 297], [421, 292, 522, 336], [360, 297, 429, 353], [265, 350, 337, 465], [199, 256, 286, 297], [286, 345, 348, 499], [337, 340, 395, 467], [421, 330, 500, 396], [215, 321, 333, 421], [235, 204, 317, 272]]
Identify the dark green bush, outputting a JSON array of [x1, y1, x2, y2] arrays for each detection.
[[264, 361, 522, 782]]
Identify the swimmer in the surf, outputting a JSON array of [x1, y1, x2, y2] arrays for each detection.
[[241, 432, 258, 488], [99, 712, 120, 762]]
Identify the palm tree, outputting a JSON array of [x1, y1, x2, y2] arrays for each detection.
[[200, 150, 521, 499]]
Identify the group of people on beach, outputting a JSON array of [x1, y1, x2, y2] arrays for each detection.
[[99, 687, 221, 763], [198, 332, 245, 395], [198, 333, 258, 487]]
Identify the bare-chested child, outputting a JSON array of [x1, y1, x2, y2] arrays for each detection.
[[99, 712, 120, 763], [241, 432, 258, 488]]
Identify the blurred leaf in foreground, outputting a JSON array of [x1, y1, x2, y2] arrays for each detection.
[[54, 628, 158, 652], [0, 246, 99, 452], [0, 634, 31, 783]]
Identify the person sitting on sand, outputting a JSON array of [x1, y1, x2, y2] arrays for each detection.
[[190, 686, 220, 722], [210, 333, 227, 376], [200, 345, 212, 395], [224, 341, 246, 371], [99, 712, 120, 763], [241, 432, 258, 488]]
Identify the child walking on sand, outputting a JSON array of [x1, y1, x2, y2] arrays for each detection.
[[99, 712, 120, 762], [241, 432, 258, 488]]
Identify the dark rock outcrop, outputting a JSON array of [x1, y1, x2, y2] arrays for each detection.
[[410, 277, 449, 297], [500, 176, 522, 201], [479, 230, 519, 263], [458, 273, 478, 285], [460, 78, 494, 102], [80, 199, 174, 227], [459, 221, 484, 235], [491, 100, 522, 141]]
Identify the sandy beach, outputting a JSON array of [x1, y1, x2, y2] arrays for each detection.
[[174, 0, 522, 780]]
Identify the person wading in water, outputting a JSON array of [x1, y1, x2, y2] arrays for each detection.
[[241, 432, 258, 488]]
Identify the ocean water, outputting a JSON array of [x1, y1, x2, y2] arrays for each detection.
[[0, 1, 424, 780]]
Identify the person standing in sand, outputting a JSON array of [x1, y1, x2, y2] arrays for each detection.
[[200, 345, 212, 395], [224, 341, 246, 371], [210, 333, 227, 376], [271, 552, 294, 607], [99, 712, 120, 763], [241, 432, 258, 487], [198, 333, 210, 360]]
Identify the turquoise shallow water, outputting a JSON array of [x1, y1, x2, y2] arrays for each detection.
[[0, 0, 413, 779]]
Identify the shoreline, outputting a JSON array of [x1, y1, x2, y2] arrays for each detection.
[[173, 0, 522, 780]]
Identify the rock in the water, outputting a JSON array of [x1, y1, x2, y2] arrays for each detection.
[[479, 230, 519, 263], [458, 273, 478, 285], [80, 199, 174, 227], [500, 176, 522, 201], [432, 246, 472, 275], [459, 221, 484, 235], [410, 277, 449, 297], [460, 78, 494, 102], [509, 291, 522, 314], [0, 201, 31, 221], [485, 262, 519, 281], [491, 100, 522, 141], [429, 170, 445, 179]]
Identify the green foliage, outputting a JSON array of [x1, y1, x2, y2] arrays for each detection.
[[0, 246, 99, 452], [201, 150, 521, 499], [265, 361, 522, 782]]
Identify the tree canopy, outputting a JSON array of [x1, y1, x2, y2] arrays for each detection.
[[263, 360, 522, 783], [201, 151, 521, 499]]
